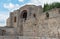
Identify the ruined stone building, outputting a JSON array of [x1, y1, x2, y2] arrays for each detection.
[[6, 5, 43, 36], [0, 5, 60, 39]]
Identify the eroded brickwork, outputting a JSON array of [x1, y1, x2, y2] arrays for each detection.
[[6, 5, 60, 38]]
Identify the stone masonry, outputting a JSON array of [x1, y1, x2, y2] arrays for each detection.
[[0, 5, 60, 39]]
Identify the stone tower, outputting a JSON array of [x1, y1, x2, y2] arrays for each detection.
[[7, 5, 43, 36]]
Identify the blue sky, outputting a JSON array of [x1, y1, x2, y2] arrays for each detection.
[[0, 0, 60, 27]]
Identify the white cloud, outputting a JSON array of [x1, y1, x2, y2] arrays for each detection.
[[3, 3, 20, 12], [4, 3, 14, 9], [27, 0, 60, 6], [0, 14, 8, 26], [27, 0, 41, 6], [18, 0, 24, 2]]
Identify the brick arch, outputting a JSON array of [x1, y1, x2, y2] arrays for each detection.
[[21, 10, 27, 20]]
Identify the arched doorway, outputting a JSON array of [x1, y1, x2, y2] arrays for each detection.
[[19, 10, 27, 36], [21, 10, 27, 20]]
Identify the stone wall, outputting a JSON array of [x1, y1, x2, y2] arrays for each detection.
[[0, 27, 17, 35], [6, 18, 10, 27], [37, 8, 60, 37], [0, 36, 17, 39], [16, 5, 43, 36], [6, 5, 60, 37], [0, 36, 59, 39]]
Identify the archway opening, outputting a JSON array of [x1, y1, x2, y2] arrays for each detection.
[[22, 10, 27, 20], [14, 17, 16, 22]]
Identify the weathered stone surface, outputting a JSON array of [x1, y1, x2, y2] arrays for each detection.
[[1, 5, 60, 39]]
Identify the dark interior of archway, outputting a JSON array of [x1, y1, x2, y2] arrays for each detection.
[[14, 17, 16, 22], [22, 10, 27, 20]]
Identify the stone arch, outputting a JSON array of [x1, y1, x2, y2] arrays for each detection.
[[19, 10, 27, 36], [21, 10, 27, 20]]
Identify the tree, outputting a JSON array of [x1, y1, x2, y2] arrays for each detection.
[[43, 2, 60, 12]]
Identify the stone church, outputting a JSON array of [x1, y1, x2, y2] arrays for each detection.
[[0, 5, 60, 39]]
